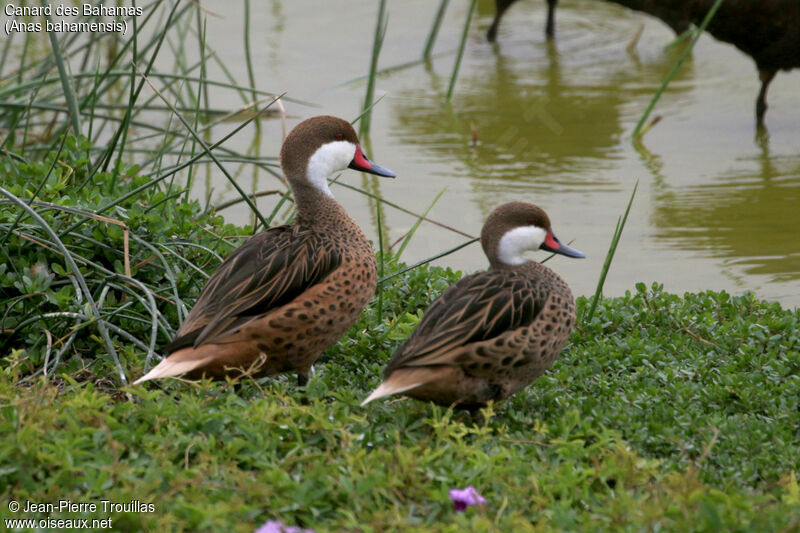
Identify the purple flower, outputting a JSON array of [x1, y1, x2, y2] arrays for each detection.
[[449, 485, 487, 512], [254, 520, 314, 533]]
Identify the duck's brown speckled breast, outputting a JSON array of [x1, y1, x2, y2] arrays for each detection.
[[402, 262, 576, 408]]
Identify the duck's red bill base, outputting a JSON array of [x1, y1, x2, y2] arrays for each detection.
[[541, 231, 585, 258], [349, 145, 396, 178]]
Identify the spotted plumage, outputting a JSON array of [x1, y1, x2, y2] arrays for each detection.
[[134, 115, 395, 386], [362, 202, 584, 410]]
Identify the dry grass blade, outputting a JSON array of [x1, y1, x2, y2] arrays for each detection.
[[92, 214, 131, 277], [379, 237, 479, 284], [333, 181, 473, 239], [394, 187, 447, 260]]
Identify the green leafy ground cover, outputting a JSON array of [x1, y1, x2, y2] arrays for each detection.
[[1, 147, 800, 532]]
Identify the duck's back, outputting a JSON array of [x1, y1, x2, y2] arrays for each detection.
[[387, 262, 575, 406], [681, 0, 800, 70]]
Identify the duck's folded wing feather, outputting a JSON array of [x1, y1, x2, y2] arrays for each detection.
[[165, 225, 341, 352], [386, 270, 544, 373]]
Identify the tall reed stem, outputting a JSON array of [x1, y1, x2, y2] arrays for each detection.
[[41, 0, 82, 136], [584, 181, 638, 322], [360, 0, 388, 138], [423, 0, 450, 59], [446, 0, 476, 102]]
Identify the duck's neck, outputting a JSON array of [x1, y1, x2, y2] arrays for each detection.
[[489, 258, 524, 271], [488, 256, 541, 272], [290, 180, 349, 228], [490, 260, 556, 284]]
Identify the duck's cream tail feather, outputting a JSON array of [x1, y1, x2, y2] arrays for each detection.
[[361, 367, 445, 406], [133, 355, 212, 385]]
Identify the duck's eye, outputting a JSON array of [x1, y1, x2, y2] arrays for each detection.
[[335, 133, 344, 141], [526, 219, 535, 225]]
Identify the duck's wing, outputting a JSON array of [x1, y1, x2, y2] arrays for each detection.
[[385, 270, 544, 373], [164, 224, 341, 352]]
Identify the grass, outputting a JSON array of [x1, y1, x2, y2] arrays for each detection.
[[0, 139, 251, 381], [2, 272, 799, 530], [0, 0, 288, 206]]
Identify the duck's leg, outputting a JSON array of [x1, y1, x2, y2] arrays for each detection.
[[756, 68, 777, 127], [487, 0, 517, 41], [295, 369, 312, 405], [545, 0, 558, 39], [468, 407, 486, 425], [296, 372, 309, 387]]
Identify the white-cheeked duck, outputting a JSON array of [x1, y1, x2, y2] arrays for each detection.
[[134, 116, 395, 386], [363, 201, 584, 411]]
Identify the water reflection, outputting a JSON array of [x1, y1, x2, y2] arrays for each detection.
[[266, 0, 286, 66], [391, 23, 694, 197], [650, 142, 800, 282]]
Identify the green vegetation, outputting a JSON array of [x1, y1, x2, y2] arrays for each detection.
[[0, 140, 249, 382], [1, 146, 799, 530]]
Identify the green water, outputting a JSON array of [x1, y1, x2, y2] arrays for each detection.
[[200, 0, 800, 307]]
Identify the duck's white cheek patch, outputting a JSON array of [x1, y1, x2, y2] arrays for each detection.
[[306, 141, 357, 197], [497, 226, 547, 265]]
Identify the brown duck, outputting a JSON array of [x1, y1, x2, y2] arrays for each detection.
[[362, 202, 584, 410], [134, 116, 395, 386], [487, 0, 690, 42], [487, 0, 800, 126]]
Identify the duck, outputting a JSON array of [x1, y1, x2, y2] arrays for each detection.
[[679, 0, 800, 126], [134, 115, 396, 386], [486, 0, 799, 126], [362, 202, 584, 411], [487, 0, 558, 42], [487, 0, 689, 42]]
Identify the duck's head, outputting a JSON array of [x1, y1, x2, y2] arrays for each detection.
[[481, 201, 585, 268], [280, 116, 395, 197]]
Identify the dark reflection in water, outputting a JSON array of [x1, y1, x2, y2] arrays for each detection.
[[650, 139, 800, 282], [391, 25, 693, 197]]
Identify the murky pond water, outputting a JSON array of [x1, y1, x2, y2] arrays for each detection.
[[199, 0, 800, 308]]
